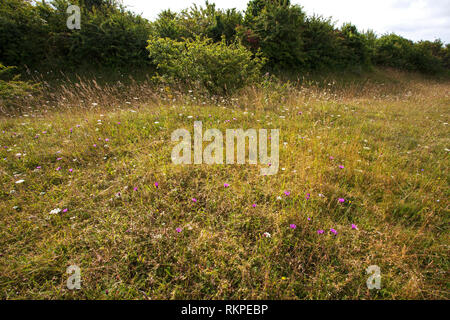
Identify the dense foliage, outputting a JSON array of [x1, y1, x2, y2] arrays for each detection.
[[147, 36, 264, 94], [237, 0, 307, 71], [0, 0, 449, 79], [373, 35, 446, 74], [0, 0, 151, 70], [0, 63, 36, 109]]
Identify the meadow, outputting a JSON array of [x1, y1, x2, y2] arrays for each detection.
[[0, 69, 449, 299]]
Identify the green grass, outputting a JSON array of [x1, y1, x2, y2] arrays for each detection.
[[0, 70, 449, 299]]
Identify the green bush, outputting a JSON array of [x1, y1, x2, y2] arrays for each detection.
[[147, 36, 265, 94], [0, 64, 37, 107], [151, 2, 243, 43], [374, 34, 444, 74], [338, 23, 371, 69], [376, 35, 415, 68], [240, 1, 372, 72], [415, 40, 448, 73], [444, 44, 450, 70], [0, 0, 152, 70], [240, 0, 306, 71], [45, 0, 152, 69], [301, 15, 341, 70], [0, 0, 48, 68], [0, 0, 448, 76]]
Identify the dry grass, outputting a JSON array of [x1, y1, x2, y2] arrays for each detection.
[[0, 69, 448, 299]]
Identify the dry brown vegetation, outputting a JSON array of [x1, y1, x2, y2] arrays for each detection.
[[0, 69, 449, 299]]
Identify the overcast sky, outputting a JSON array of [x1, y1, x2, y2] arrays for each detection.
[[121, 0, 450, 43]]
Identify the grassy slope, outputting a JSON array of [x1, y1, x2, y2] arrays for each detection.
[[0, 70, 449, 299]]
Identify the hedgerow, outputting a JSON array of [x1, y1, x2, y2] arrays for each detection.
[[0, 0, 448, 76]]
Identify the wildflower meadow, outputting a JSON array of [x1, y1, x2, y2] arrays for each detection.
[[0, 0, 449, 302], [1, 68, 449, 299]]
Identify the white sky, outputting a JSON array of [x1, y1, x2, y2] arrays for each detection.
[[121, 0, 450, 43]]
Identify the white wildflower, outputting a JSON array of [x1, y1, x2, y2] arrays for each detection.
[[49, 208, 61, 215]]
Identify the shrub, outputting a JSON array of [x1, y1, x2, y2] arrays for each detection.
[[0, 0, 48, 68], [443, 44, 450, 70], [1, 0, 448, 76], [151, 2, 243, 43], [301, 15, 341, 70], [415, 40, 447, 73], [0, 0, 153, 71], [151, 9, 187, 41], [147, 36, 265, 94], [374, 34, 444, 74], [0, 63, 37, 109], [296, 18, 373, 72], [240, 0, 306, 71], [338, 23, 371, 69], [47, 0, 152, 69], [375, 34, 417, 69]]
